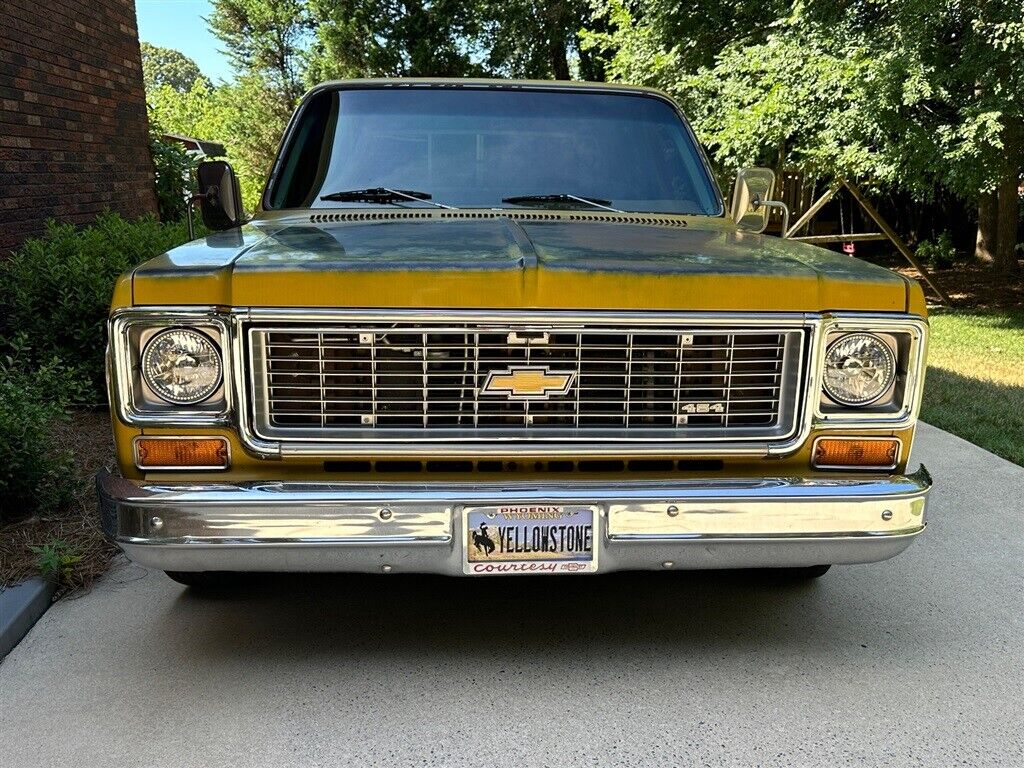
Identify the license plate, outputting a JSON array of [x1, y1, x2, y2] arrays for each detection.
[[464, 504, 597, 575]]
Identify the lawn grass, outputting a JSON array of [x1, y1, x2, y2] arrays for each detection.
[[921, 309, 1024, 466]]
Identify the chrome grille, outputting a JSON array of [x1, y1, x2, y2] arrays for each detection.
[[249, 321, 805, 442]]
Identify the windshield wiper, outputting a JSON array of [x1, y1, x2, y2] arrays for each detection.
[[501, 193, 622, 213], [320, 187, 456, 209]]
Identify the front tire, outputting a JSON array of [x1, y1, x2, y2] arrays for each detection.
[[776, 564, 832, 580]]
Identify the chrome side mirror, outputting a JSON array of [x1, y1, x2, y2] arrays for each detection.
[[731, 167, 788, 235]]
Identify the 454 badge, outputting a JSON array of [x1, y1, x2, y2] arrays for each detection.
[[464, 505, 597, 574]]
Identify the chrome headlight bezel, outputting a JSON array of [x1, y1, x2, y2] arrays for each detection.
[[108, 308, 234, 426], [813, 315, 928, 428]]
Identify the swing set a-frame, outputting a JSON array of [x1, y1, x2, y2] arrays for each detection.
[[783, 179, 951, 304]]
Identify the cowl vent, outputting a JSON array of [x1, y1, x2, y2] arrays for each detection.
[[308, 211, 435, 223], [306, 210, 688, 227]]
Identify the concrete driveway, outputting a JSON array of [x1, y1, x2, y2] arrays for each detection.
[[1, 423, 1021, 767]]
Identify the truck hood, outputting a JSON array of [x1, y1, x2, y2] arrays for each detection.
[[130, 216, 914, 313]]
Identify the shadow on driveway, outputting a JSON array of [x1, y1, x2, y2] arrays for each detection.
[[161, 568, 921, 663]]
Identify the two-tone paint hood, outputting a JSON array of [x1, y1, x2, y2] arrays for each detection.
[[129, 214, 920, 314]]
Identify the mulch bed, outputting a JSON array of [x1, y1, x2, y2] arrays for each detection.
[[897, 260, 1023, 311], [0, 410, 118, 596]]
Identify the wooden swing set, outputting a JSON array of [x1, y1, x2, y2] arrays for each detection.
[[783, 179, 951, 304]]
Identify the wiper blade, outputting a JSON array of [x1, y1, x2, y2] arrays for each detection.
[[320, 187, 455, 209], [501, 193, 622, 212]]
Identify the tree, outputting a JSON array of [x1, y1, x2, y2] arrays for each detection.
[[140, 42, 210, 93], [481, 0, 608, 81], [206, 0, 313, 206], [147, 79, 228, 145], [975, 6, 1024, 274], [582, 0, 786, 91], [216, 74, 295, 206], [208, 0, 311, 103], [146, 74, 288, 211], [305, 0, 485, 80], [976, 191, 998, 263], [590, 0, 1023, 275]]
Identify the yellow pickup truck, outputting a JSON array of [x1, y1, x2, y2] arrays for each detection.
[[98, 79, 930, 586]]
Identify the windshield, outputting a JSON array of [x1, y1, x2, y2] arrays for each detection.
[[266, 87, 722, 215]]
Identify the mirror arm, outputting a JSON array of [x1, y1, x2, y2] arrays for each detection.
[[184, 185, 222, 240], [185, 193, 203, 241], [753, 198, 791, 238]]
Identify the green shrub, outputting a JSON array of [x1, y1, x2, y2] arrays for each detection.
[[0, 352, 76, 522], [0, 212, 195, 403], [916, 232, 959, 270], [150, 135, 200, 223]]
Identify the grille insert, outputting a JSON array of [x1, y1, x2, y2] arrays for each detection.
[[321, 458, 725, 474], [250, 322, 804, 442]]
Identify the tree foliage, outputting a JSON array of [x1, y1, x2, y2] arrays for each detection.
[[141, 0, 1021, 271], [590, 0, 1023, 272], [304, 0, 485, 80], [480, 0, 608, 80], [189, 0, 619, 208], [208, 0, 311, 102], [209, 0, 611, 84], [140, 42, 210, 93], [146, 76, 290, 210]]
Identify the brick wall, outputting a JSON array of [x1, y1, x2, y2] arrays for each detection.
[[0, 0, 158, 253]]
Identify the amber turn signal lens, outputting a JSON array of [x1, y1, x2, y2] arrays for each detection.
[[135, 438, 229, 469], [813, 438, 900, 469]]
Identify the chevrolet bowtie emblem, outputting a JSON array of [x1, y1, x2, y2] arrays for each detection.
[[481, 367, 576, 400]]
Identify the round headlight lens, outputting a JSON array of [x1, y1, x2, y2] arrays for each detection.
[[141, 329, 222, 404], [823, 333, 896, 407]]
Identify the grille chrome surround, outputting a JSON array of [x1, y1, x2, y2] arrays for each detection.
[[248, 318, 807, 444]]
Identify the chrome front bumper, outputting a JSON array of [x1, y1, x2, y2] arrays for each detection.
[[97, 468, 931, 574]]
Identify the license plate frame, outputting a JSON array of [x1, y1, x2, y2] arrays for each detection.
[[463, 504, 598, 575]]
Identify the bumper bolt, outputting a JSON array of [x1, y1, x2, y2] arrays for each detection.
[[150, 516, 163, 531], [666, 505, 679, 517], [379, 508, 393, 520], [881, 509, 893, 521], [381, 564, 393, 573]]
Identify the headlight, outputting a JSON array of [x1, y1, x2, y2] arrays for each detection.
[[141, 328, 223, 404], [822, 333, 896, 406]]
